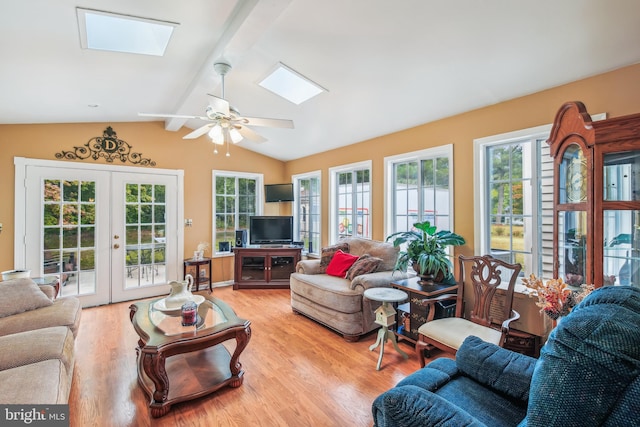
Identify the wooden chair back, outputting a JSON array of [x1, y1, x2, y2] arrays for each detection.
[[457, 254, 521, 327]]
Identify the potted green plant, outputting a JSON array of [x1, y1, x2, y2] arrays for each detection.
[[386, 221, 465, 283]]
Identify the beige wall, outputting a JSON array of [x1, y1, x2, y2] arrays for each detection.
[[285, 63, 640, 254], [2, 63, 640, 279], [0, 121, 287, 280]]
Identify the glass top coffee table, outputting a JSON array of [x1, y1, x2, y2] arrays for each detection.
[[129, 293, 251, 417]]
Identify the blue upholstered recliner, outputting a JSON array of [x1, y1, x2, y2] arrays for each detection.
[[372, 285, 640, 427]]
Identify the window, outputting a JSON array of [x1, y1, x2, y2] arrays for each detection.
[[293, 171, 321, 255], [212, 171, 263, 254], [475, 124, 556, 278], [329, 161, 371, 243], [385, 145, 453, 237]]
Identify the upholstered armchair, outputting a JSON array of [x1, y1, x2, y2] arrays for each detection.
[[290, 237, 407, 341], [372, 285, 640, 427]]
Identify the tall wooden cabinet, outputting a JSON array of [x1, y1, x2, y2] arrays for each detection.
[[547, 101, 640, 287]]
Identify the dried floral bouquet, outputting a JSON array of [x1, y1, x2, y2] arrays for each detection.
[[522, 275, 594, 320]]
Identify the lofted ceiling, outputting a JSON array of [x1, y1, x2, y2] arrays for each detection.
[[2, 0, 640, 161]]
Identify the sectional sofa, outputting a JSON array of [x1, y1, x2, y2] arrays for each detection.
[[0, 277, 82, 404]]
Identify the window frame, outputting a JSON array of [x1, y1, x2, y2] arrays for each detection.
[[292, 170, 322, 256], [328, 160, 372, 244], [211, 170, 263, 256]]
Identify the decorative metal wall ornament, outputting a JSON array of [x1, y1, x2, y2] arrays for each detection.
[[55, 126, 156, 166]]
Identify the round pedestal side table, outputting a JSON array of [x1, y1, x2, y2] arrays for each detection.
[[363, 287, 409, 370]]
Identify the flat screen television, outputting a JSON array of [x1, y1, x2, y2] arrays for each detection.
[[249, 216, 294, 245], [265, 183, 294, 202]]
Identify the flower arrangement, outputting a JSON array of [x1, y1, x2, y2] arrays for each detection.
[[521, 274, 594, 320], [196, 242, 210, 254]]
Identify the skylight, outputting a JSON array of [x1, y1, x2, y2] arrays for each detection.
[[76, 8, 178, 56], [259, 63, 326, 105]]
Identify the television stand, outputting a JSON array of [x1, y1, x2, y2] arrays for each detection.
[[232, 246, 302, 289]]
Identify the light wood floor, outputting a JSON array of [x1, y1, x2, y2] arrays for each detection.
[[69, 286, 449, 426]]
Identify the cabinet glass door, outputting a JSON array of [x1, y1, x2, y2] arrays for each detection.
[[240, 256, 266, 281], [560, 144, 587, 204], [602, 150, 640, 286], [604, 210, 640, 285], [556, 143, 589, 285], [603, 151, 640, 201], [270, 256, 296, 280], [557, 210, 587, 286]]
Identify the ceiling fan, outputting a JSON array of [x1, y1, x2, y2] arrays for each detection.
[[139, 61, 294, 155]]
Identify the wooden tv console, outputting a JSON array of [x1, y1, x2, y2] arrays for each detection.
[[232, 246, 302, 289]]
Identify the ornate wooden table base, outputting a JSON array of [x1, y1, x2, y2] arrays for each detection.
[[130, 295, 251, 417]]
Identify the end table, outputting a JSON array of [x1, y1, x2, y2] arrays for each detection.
[[363, 287, 409, 370], [183, 257, 212, 292], [33, 276, 60, 299]]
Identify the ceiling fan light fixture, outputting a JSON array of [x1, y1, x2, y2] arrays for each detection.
[[229, 128, 243, 144], [208, 125, 224, 144]]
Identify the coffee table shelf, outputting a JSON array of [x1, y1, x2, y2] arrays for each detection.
[[137, 344, 234, 403]]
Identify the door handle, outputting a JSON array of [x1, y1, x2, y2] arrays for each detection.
[[114, 235, 120, 239], [113, 244, 120, 249]]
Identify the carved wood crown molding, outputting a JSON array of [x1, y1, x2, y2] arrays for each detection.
[[55, 126, 156, 167]]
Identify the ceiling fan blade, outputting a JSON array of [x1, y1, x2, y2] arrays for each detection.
[[237, 125, 268, 143], [183, 123, 214, 139], [242, 116, 294, 129], [206, 94, 230, 116], [139, 112, 210, 121]]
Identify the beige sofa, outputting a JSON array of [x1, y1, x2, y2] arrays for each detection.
[[290, 237, 407, 341], [0, 277, 81, 404]]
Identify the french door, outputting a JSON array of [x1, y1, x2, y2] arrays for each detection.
[[15, 158, 184, 307]]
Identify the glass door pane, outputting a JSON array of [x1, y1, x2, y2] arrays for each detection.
[[42, 179, 97, 298], [240, 256, 266, 281], [560, 144, 587, 204], [557, 210, 587, 286], [111, 172, 178, 303], [25, 165, 111, 307], [604, 210, 640, 286], [270, 256, 296, 280], [124, 183, 167, 289], [603, 151, 640, 201]]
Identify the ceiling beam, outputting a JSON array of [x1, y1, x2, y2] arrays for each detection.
[[165, 0, 261, 131]]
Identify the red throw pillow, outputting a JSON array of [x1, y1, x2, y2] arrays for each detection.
[[326, 250, 359, 278]]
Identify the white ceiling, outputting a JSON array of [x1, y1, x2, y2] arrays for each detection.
[[2, 0, 640, 161]]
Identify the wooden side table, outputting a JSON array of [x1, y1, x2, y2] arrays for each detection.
[[391, 277, 458, 344], [363, 287, 409, 370], [183, 258, 212, 292], [33, 276, 60, 299]]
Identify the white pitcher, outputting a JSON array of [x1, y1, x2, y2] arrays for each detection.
[[164, 274, 194, 309]]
